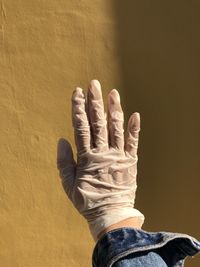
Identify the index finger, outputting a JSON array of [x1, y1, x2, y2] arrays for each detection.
[[72, 87, 91, 154]]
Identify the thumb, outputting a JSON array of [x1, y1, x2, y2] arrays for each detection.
[[57, 138, 76, 199]]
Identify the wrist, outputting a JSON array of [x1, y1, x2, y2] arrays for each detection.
[[97, 217, 143, 240], [87, 208, 145, 242]]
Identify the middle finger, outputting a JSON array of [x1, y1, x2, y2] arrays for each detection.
[[87, 80, 108, 151]]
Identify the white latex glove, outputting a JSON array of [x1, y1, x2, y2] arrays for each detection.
[[57, 80, 144, 242]]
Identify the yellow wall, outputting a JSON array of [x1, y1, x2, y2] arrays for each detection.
[[0, 1, 199, 266], [115, 2, 200, 266], [0, 1, 121, 266]]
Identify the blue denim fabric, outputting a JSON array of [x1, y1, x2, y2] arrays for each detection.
[[92, 228, 200, 267]]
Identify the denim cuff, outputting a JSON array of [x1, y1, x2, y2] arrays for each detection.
[[92, 227, 200, 267]]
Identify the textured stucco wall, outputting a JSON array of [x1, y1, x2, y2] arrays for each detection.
[[0, 1, 122, 266], [114, 2, 200, 266]]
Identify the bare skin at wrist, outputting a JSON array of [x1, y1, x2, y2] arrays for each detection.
[[97, 217, 142, 240]]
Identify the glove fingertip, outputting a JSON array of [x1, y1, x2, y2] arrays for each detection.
[[128, 112, 141, 134]]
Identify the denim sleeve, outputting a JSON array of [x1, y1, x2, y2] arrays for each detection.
[[92, 228, 200, 267]]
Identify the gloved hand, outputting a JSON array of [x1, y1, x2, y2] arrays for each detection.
[[57, 80, 145, 242]]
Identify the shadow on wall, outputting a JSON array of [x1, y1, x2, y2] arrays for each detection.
[[114, 2, 200, 265]]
